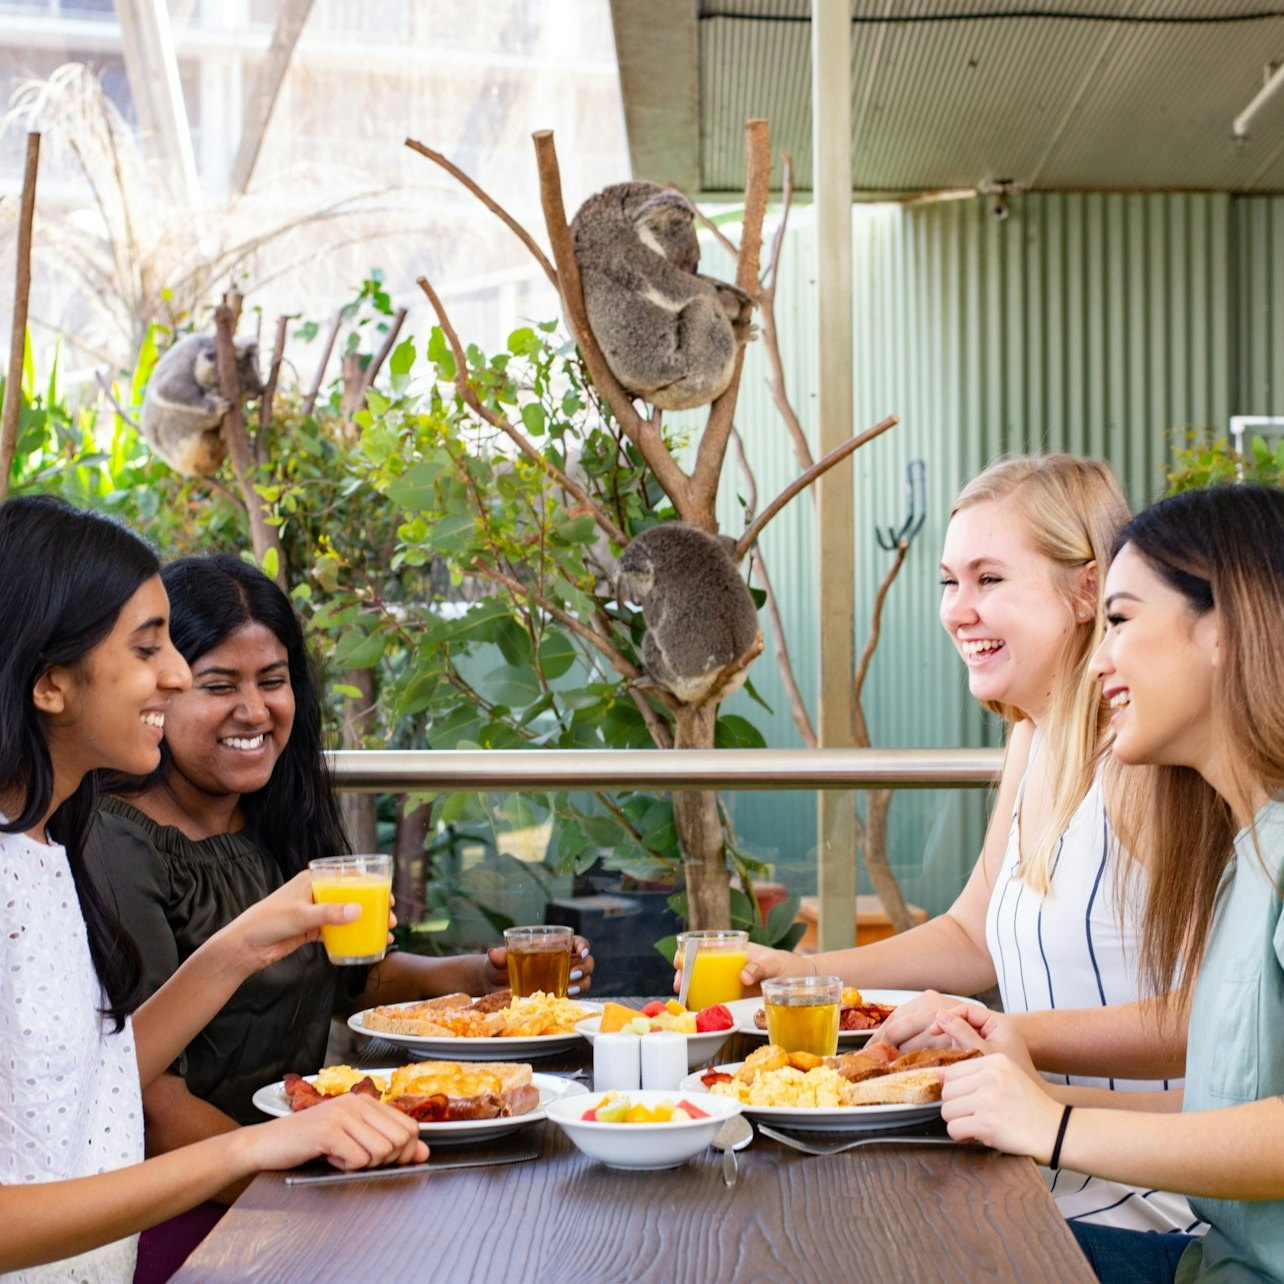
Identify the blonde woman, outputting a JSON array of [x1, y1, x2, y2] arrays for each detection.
[[737, 455, 1196, 1232], [936, 484, 1284, 1281]]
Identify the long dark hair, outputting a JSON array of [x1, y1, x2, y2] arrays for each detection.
[[148, 554, 349, 874], [1109, 484, 1284, 1006], [0, 495, 156, 1026]]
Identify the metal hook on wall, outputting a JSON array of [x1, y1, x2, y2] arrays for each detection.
[[875, 459, 926, 551]]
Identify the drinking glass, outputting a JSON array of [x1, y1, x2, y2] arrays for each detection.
[[308, 854, 393, 965], [504, 925, 574, 997], [674, 929, 749, 1009], [762, 974, 843, 1056]]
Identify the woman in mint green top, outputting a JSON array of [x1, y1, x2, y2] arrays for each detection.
[[922, 485, 1284, 1284]]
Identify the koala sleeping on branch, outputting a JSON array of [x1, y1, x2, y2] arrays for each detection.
[[570, 181, 755, 410], [617, 522, 760, 705], [140, 333, 263, 476]]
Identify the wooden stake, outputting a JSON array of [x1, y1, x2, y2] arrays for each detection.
[[0, 133, 40, 500]]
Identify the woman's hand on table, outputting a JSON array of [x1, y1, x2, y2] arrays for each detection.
[[938, 1049, 1063, 1163], [484, 936, 595, 996], [931, 1006, 1041, 1081], [873, 991, 990, 1052], [239, 1094, 428, 1175]]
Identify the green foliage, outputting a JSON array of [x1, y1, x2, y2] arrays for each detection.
[[1167, 426, 1284, 492], [12, 273, 776, 946]]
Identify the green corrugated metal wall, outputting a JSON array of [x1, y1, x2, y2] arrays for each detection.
[[709, 192, 1283, 915]]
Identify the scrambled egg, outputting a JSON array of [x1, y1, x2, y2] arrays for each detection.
[[711, 1065, 848, 1109], [499, 992, 591, 1037], [313, 1065, 388, 1097]]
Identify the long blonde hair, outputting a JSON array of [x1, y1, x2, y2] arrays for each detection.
[[951, 455, 1130, 894], [1107, 485, 1284, 1008]]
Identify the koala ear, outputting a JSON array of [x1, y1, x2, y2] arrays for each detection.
[[634, 190, 692, 229]]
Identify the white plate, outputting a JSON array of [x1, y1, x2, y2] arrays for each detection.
[[347, 1000, 603, 1060], [725, 989, 959, 1047], [678, 1062, 941, 1133], [574, 1015, 736, 1072], [545, 1089, 743, 1170], [251, 1070, 587, 1143]]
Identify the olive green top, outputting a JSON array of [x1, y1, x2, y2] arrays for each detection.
[[89, 798, 364, 1125]]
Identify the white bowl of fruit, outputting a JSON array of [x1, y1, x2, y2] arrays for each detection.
[[575, 1000, 738, 1071], [546, 1089, 743, 1170]]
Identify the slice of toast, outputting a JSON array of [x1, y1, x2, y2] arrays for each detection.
[[842, 1066, 943, 1106], [362, 1004, 505, 1039]]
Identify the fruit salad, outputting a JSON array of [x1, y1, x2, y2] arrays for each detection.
[[597, 999, 736, 1036], [580, 1092, 711, 1123]]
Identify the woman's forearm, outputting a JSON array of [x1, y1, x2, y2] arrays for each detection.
[[1013, 998, 1187, 1080], [0, 1130, 257, 1272], [141, 1072, 249, 1203], [806, 912, 998, 994], [1059, 1097, 1284, 1199], [132, 930, 250, 1086]]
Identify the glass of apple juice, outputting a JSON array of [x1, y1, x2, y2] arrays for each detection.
[[761, 975, 843, 1056]]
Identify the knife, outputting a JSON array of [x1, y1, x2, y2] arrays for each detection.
[[285, 1151, 539, 1187]]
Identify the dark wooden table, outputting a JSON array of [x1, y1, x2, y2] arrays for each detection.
[[173, 1005, 1095, 1284]]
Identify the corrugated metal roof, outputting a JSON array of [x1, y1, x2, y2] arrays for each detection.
[[613, 1, 1284, 196]]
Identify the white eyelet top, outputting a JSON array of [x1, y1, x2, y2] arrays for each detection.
[[1, 822, 143, 1282]]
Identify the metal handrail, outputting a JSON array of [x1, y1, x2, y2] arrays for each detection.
[[327, 747, 1003, 792]]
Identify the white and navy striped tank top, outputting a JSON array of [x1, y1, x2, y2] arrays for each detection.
[[984, 743, 1204, 1235]]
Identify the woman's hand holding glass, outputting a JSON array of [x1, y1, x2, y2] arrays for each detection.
[[212, 871, 393, 977], [484, 936, 595, 996]]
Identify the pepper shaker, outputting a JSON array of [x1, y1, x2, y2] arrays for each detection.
[[640, 1031, 687, 1091]]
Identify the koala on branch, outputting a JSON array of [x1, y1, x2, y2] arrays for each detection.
[[140, 332, 263, 476], [570, 181, 756, 411], [617, 522, 760, 705]]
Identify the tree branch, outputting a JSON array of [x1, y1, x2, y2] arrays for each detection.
[[257, 313, 290, 464], [405, 138, 559, 290], [361, 306, 407, 393], [530, 128, 693, 515], [213, 300, 286, 584], [689, 119, 772, 523], [416, 274, 627, 548], [301, 309, 341, 416], [735, 413, 899, 559], [94, 368, 140, 432], [0, 132, 40, 500], [854, 540, 909, 710]]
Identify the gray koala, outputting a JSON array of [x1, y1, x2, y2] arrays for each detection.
[[570, 181, 756, 410], [139, 333, 263, 476], [616, 522, 760, 704]]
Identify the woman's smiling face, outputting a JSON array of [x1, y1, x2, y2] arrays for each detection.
[[42, 575, 192, 785], [162, 621, 295, 802], [1090, 542, 1219, 775], [938, 498, 1087, 724]]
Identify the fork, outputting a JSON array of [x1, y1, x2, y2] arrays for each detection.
[[755, 1122, 968, 1156]]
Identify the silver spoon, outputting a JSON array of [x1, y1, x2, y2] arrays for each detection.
[[677, 938, 701, 1009], [711, 1112, 753, 1186]]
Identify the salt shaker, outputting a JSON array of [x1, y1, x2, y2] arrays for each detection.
[[640, 1031, 686, 1091], [593, 1032, 641, 1091]]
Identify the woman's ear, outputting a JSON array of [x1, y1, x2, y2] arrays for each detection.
[[31, 668, 69, 716], [1074, 559, 1099, 620]]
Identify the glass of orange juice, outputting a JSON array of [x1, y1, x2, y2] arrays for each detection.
[[762, 975, 842, 1056], [675, 930, 748, 1009], [308, 854, 393, 965], [504, 925, 575, 998]]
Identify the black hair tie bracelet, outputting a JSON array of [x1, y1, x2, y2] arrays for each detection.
[[1049, 1104, 1073, 1170]]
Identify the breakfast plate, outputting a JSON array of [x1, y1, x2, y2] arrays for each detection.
[[725, 989, 965, 1048], [348, 1000, 604, 1060], [252, 1070, 588, 1143], [678, 1062, 942, 1133]]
